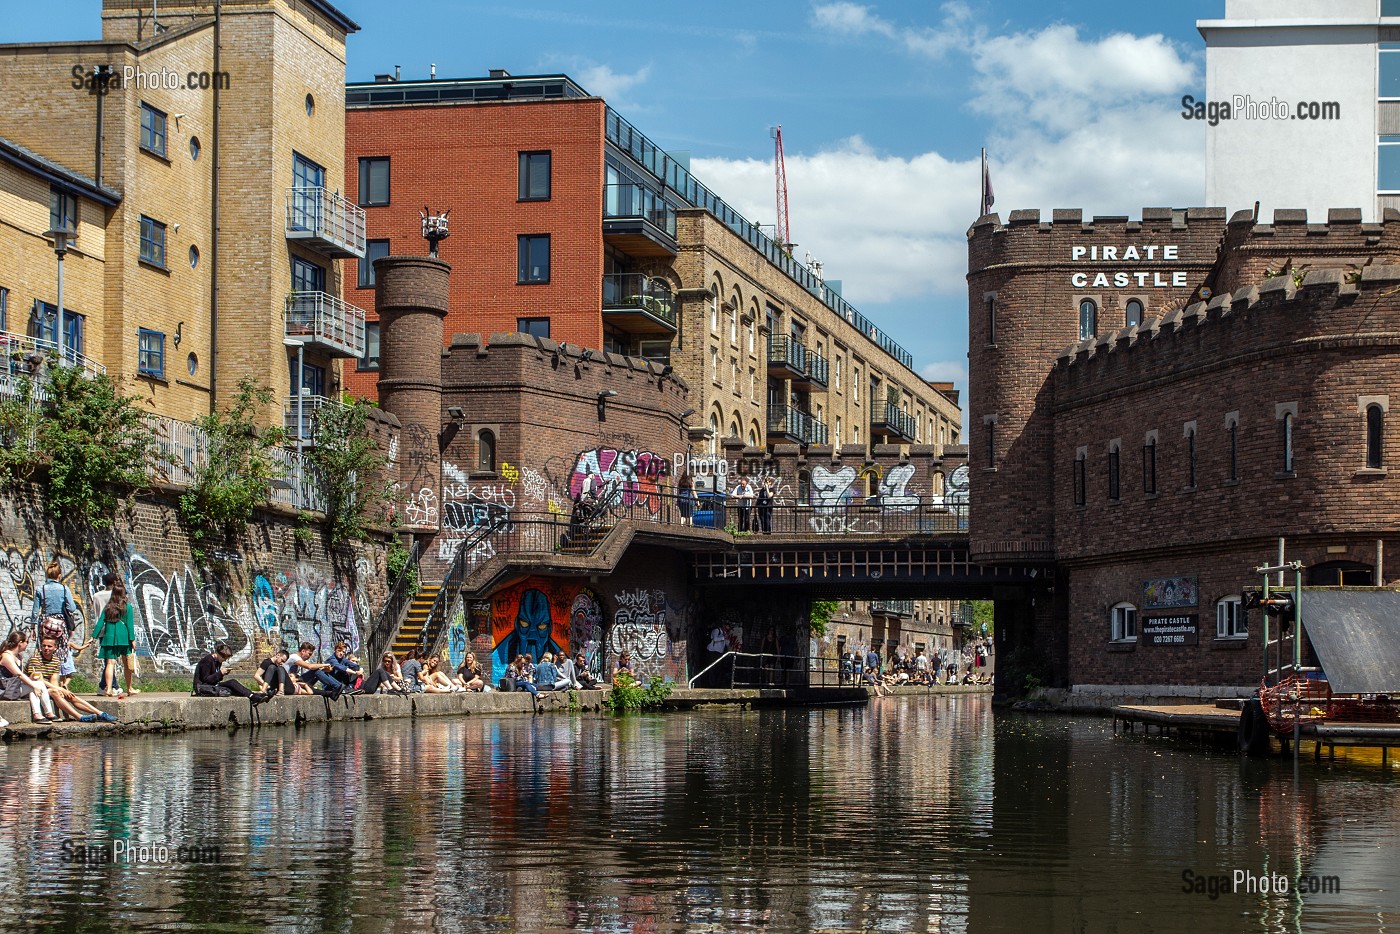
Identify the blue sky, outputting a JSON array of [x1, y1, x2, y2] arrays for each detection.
[[3, 1, 1223, 405]]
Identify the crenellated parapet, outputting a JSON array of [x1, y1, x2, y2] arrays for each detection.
[[1053, 264, 1400, 405]]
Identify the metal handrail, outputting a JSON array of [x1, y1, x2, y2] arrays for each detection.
[[367, 539, 421, 663], [284, 186, 367, 256], [417, 517, 512, 658], [601, 273, 677, 327]]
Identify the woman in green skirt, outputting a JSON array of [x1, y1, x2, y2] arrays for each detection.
[[92, 580, 137, 699]]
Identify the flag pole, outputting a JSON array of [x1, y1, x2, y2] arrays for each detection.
[[980, 147, 988, 217]]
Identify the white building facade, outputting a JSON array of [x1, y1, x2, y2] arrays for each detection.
[[1199, 0, 1400, 221]]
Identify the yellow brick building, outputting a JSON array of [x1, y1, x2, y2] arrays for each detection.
[[0, 0, 363, 429]]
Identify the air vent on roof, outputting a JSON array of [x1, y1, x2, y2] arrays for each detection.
[[489, 68, 511, 78]]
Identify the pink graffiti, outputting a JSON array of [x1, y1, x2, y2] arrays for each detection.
[[567, 447, 671, 514]]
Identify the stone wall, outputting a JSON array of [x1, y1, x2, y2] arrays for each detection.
[[0, 486, 387, 678]]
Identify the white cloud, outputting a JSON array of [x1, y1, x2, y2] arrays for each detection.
[[575, 64, 651, 106], [686, 6, 1206, 400], [919, 359, 967, 385], [812, 1, 970, 59], [693, 10, 1203, 306]]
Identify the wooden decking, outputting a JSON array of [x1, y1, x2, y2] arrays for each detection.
[[1113, 702, 1400, 763]]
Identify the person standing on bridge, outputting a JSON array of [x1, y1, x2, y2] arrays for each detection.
[[732, 477, 756, 532], [678, 473, 696, 526], [756, 477, 774, 534]]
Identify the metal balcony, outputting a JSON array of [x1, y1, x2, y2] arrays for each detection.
[[794, 347, 828, 391], [870, 599, 915, 617], [284, 291, 367, 358], [767, 404, 827, 446], [602, 183, 678, 257], [602, 273, 677, 335], [768, 335, 806, 380], [871, 402, 917, 443], [0, 330, 105, 381], [285, 187, 367, 258], [285, 394, 348, 442]]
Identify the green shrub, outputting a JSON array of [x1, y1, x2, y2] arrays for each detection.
[[602, 673, 673, 713]]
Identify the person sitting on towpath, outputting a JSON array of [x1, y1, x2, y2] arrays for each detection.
[[535, 653, 566, 692], [399, 648, 425, 693], [558, 652, 588, 690], [612, 650, 635, 686], [27, 635, 116, 722], [863, 647, 888, 697], [287, 641, 344, 698], [193, 643, 259, 700], [1, 629, 57, 723], [511, 655, 539, 696], [420, 656, 462, 693], [255, 647, 301, 696], [325, 642, 363, 692], [454, 653, 486, 691], [360, 652, 409, 695]]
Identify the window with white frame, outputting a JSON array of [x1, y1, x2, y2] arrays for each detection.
[[1216, 595, 1245, 639], [709, 287, 719, 332], [1111, 603, 1137, 642]]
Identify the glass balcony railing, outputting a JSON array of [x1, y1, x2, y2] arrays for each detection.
[[602, 183, 678, 239], [602, 273, 677, 330], [767, 404, 828, 446], [870, 600, 915, 616], [285, 187, 366, 258], [284, 291, 367, 359]]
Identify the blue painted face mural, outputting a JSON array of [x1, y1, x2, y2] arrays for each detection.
[[490, 584, 564, 680]]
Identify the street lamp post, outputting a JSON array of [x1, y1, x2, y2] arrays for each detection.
[[45, 226, 77, 363]]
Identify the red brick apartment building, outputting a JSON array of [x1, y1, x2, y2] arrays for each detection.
[[343, 71, 961, 457]]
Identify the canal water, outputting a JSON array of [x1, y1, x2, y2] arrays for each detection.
[[2, 696, 1397, 933]]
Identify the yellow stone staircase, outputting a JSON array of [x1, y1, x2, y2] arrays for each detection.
[[390, 583, 441, 658]]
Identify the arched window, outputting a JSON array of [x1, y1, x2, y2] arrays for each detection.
[[709, 286, 719, 332], [747, 426, 758, 446], [1142, 436, 1157, 494], [1282, 412, 1294, 473], [1125, 299, 1143, 328], [1227, 420, 1239, 481], [1107, 442, 1121, 501], [477, 429, 496, 474], [1078, 299, 1097, 340], [708, 412, 720, 455], [1186, 427, 1197, 488], [1367, 403, 1384, 469], [797, 469, 811, 503], [729, 419, 740, 440], [1111, 602, 1137, 642], [1216, 595, 1245, 640]]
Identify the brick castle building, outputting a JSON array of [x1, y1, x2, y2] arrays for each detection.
[[970, 206, 1400, 696]]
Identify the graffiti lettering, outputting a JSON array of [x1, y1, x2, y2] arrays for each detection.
[[568, 447, 670, 514]]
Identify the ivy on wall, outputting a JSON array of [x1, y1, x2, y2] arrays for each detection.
[[0, 361, 155, 528]]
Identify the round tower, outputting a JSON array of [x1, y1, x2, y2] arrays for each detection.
[[375, 255, 450, 529]]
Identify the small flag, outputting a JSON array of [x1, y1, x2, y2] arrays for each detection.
[[980, 148, 995, 217]]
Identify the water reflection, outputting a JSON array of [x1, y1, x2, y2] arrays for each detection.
[[0, 698, 1396, 932]]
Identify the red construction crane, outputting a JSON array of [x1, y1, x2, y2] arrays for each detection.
[[771, 125, 791, 253]]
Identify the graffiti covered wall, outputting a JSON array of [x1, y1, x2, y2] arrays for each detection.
[[0, 489, 386, 675]]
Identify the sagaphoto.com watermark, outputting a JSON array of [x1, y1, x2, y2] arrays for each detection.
[[1181, 868, 1341, 900], [1182, 94, 1341, 126], [60, 837, 223, 866], [71, 64, 231, 94]]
